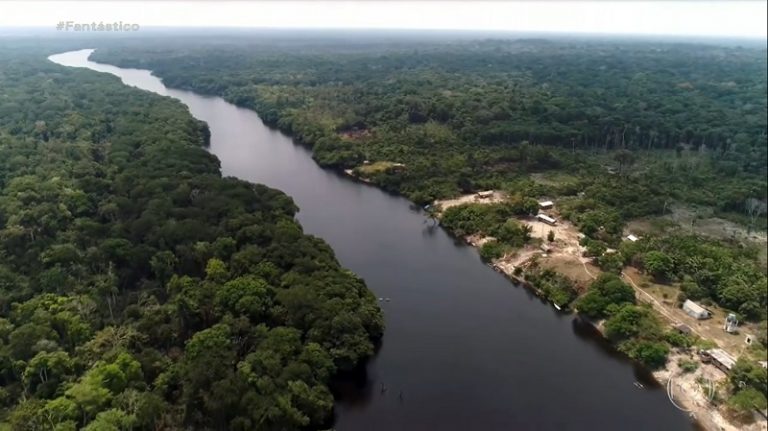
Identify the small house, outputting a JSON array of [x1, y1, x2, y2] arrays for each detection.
[[626, 234, 640, 242], [476, 190, 494, 199], [536, 213, 557, 226], [683, 300, 711, 320], [538, 200, 554, 210]]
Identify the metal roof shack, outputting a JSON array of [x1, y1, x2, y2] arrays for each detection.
[[700, 348, 737, 372], [536, 213, 557, 226], [476, 190, 494, 199], [538, 200, 554, 209], [626, 234, 640, 242]]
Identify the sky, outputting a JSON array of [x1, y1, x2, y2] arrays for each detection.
[[1, 1, 766, 38]]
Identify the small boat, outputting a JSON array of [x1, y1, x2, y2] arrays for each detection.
[[633, 381, 644, 389], [553, 303, 562, 311]]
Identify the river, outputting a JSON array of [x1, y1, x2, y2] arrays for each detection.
[[49, 49, 695, 431]]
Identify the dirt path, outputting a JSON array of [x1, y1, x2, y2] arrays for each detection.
[[581, 259, 598, 280], [620, 271, 701, 335]]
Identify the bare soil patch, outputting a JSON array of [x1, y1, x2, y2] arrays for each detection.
[[433, 191, 506, 212], [652, 351, 761, 431], [622, 268, 762, 356], [541, 255, 598, 289]]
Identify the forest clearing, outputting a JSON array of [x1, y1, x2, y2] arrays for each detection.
[[623, 268, 763, 357], [627, 205, 768, 266], [434, 191, 767, 431], [652, 352, 763, 431], [434, 191, 507, 212], [438, 191, 763, 356]]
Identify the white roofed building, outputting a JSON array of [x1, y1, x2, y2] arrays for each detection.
[[536, 213, 557, 226], [682, 299, 711, 320]]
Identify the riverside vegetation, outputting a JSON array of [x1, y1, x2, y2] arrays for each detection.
[[0, 45, 383, 430], [90, 34, 767, 417]]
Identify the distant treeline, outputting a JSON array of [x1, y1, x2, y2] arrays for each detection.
[[92, 38, 766, 217]]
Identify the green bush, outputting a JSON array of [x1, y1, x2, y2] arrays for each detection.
[[618, 338, 669, 369], [576, 274, 636, 318], [727, 388, 768, 416], [678, 359, 699, 373], [479, 240, 507, 261], [526, 269, 578, 308]]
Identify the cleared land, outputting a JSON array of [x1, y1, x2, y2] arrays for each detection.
[[355, 161, 404, 176], [434, 193, 766, 431], [623, 268, 763, 357], [651, 351, 767, 431], [434, 191, 506, 212], [626, 204, 768, 266]]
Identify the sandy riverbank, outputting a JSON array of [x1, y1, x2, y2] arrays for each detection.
[[455, 230, 766, 431], [654, 352, 767, 431], [432, 193, 766, 431]]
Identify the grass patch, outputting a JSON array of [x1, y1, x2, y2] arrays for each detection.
[[355, 161, 401, 176], [678, 358, 699, 373]]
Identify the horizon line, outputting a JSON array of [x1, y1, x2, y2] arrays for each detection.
[[2, 25, 767, 41]]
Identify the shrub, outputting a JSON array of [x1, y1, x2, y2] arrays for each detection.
[[678, 359, 699, 373], [576, 273, 636, 318], [479, 240, 507, 261]]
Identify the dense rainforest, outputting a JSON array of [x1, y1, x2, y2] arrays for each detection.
[[92, 37, 767, 221], [0, 45, 383, 430], [1, 32, 765, 426], [91, 36, 767, 321], [90, 35, 767, 410]]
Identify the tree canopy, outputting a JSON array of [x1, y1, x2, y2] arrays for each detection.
[[0, 46, 382, 430], [92, 37, 767, 221], [90, 36, 767, 322]]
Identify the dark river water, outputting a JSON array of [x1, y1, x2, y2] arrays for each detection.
[[50, 49, 695, 431]]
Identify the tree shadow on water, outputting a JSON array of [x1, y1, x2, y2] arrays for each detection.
[[328, 337, 383, 414]]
